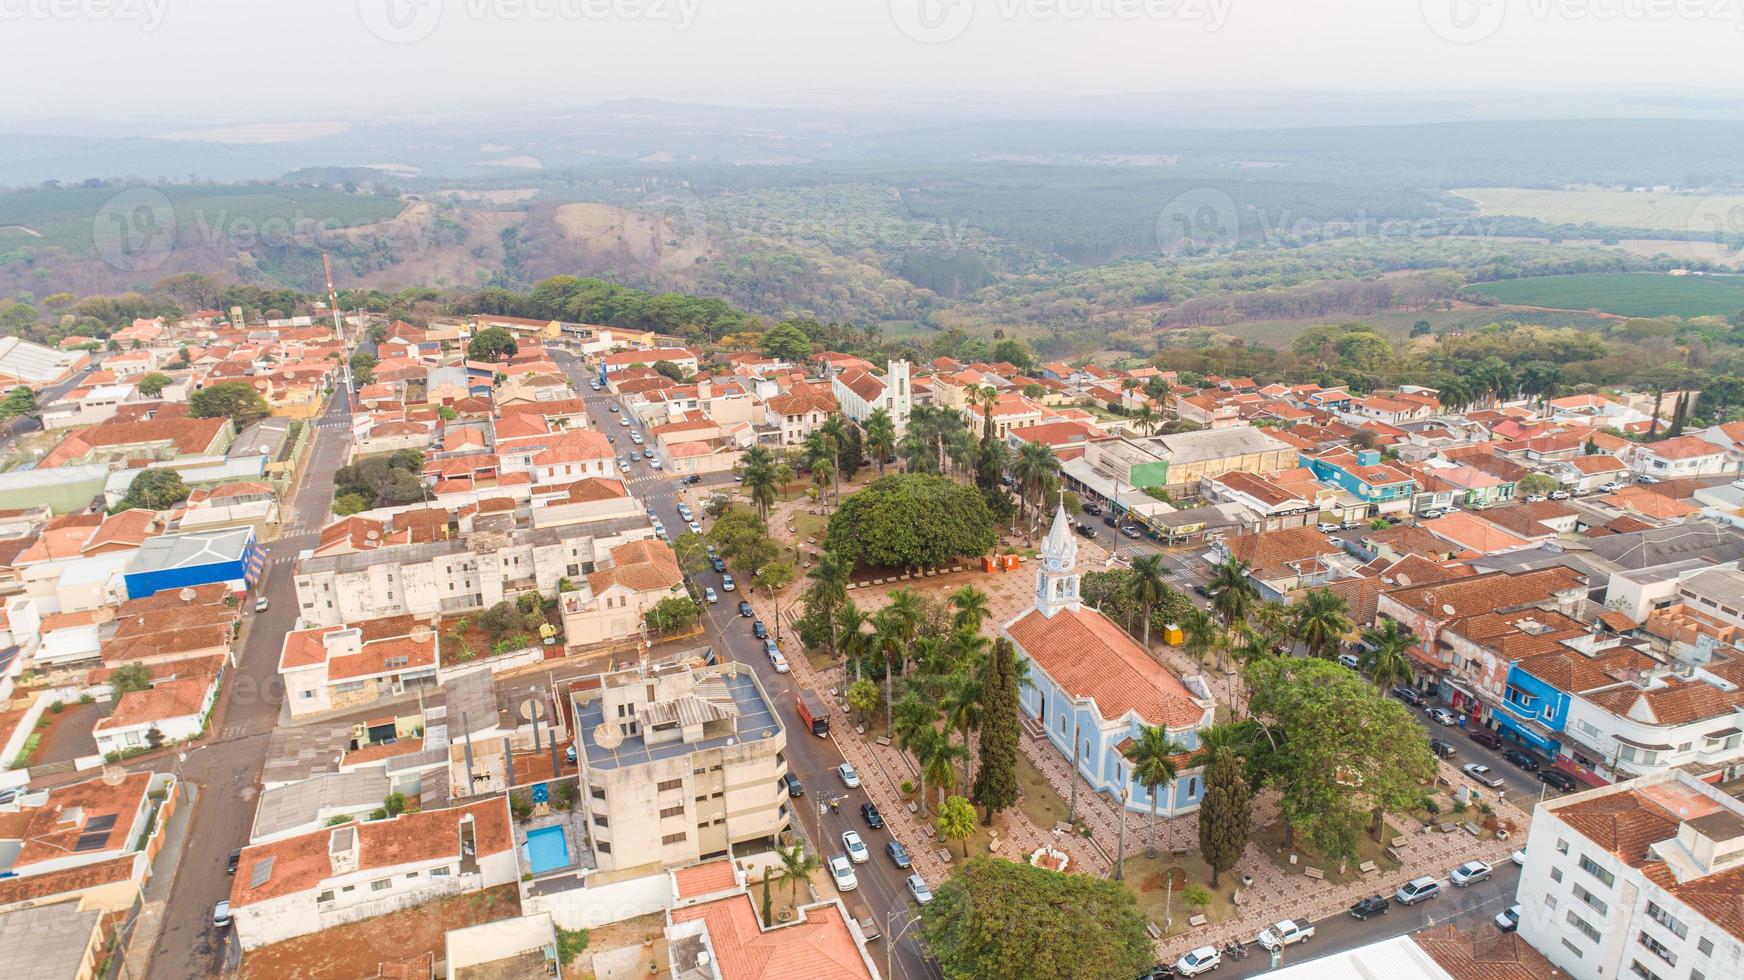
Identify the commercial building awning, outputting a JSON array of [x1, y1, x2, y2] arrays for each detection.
[[1493, 713, 1561, 755]]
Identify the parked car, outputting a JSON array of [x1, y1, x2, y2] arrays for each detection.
[[1173, 946, 1222, 977], [1257, 918, 1315, 951], [1348, 895, 1389, 920], [1426, 707, 1457, 726], [647, 458, 661, 470], [1462, 763, 1505, 788], [1102, 514, 1118, 527], [1390, 687, 1425, 707], [609, 405, 619, 413], [1429, 738, 1456, 759], [753, 620, 767, 639], [842, 830, 870, 864], [907, 874, 933, 904], [1511, 847, 1526, 866], [1121, 525, 1142, 539], [1419, 509, 1445, 520], [1495, 904, 1521, 932], [704, 587, 718, 603], [630, 451, 642, 462], [712, 557, 727, 572], [1539, 769, 1578, 792], [861, 802, 883, 829], [1599, 481, 1625, 492], [1637, 474, 1659, 484], [1524, 494, 1546, 503], [1337, 653, 1361, 670], [886, 840, 912, 868], [768, 648, 789, 673], [213, 901, 233, 928], [783, 772, 803, 797], [838, 762, 861, 788], [1450, 860, 1492, 887], [1467, 729, 1504, 750], [618, 457, 631, 469], [828, 855, 858, 891], [1317, 522, 1341, 533], [1192, 583, 1210, 598], [738, 600, 754, 617], [1550, 490, 1570, 500], [254, 596, 269, 613], [1075, 524, 1098, 539], [1395, 876, 1440, 906], [227, 848, 242, 875], [1501, 748, 1541, 771], [1081, 502, 1102, 516], [721, 574, 735, 591]]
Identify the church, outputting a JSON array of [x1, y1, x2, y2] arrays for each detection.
[[1003, 505, 1218, 816]]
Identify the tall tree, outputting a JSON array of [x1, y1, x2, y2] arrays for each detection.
[[1181, 607, 1219, 668], [466, 326, 518, 362], [1128, 555, 1169, 650], [949, 584, 991, 634], [776, 842, 819, 904], [1122, 725, 1185, 858], [1011, 440, 1061, 533], [972, 637, 1021, 824], [188, 380, 268, 424], [864, 407, 896, 476], [1359, 618, 1417, 691], [1293, 588, 1352, 659], [937, 795, 977, 860], [940, 672, 985, 793], [804, 551, 850, 663], [920, 858, 1152, 980], [1198, 746, 1252, 888]]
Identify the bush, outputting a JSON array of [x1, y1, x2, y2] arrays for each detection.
[[556, 927, 590, 965], [509, 792, 533, 821], [1182, 884, 1213, 909]]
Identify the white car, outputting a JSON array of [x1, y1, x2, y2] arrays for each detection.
[[721, 574, 735, 591], [704, 587, 718, 604], [1337, 653, 1360, 670], [1550, 490, 1570, 500], [828, 855, 858, 891], [212, 900, 232, 927], [838, 762, 861, 788], [618, 417, 630, 427], [1173, 946, 1222, 977], [1600, 481, 1625, 493], [842, 830, 870, 864], [1511, 847, 1526, 866], [254, 596, 269, 612], [1316, 522, 1340, 533], [907, 874, 933, 904], [647, 457, 661, 469], [1495, 904, 1521, 932], [1524, 494, 1546, 503], [768, 649, 790, 673], [1450, 860, 1492, 887], [630, 433, 644, 444], [1463, 763, 1505, 788]]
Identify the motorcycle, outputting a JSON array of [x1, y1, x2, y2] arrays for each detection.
[[1224, 940, 1247, 961]]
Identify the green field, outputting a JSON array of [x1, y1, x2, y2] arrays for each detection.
[[1464, 272, 1744, 319], [0, 184, 405, 256], [1214, 305, 1618, 349], [1454, 187, 1744, 234]]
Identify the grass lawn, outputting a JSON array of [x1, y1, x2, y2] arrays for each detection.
[[1253, 816, 1404, 887], [1016, 751, 1071, 832], [1464, 272, 1744, 318], [1123, 849, 1242, 939]]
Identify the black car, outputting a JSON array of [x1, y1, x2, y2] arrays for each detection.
[[861, 802, 884, 829], [1102, 514, 1118, 527], [1192, 583, 1210, 598], [1076, 524, 1098, 539], [227, 848, 242, 875], [683, 474, 703, 485], [753, 620, 767, 639], [738, 600, 754, 617], [1429, 738, 1456, 759], [1390, 686, 1426, 707], [1468, 729, 1505, 750], [1539, 769, 1578, 792], [1348, 895, 1390, 920], [1501, 748, 1541, 771], [885, 840, 912, 868], [1081, 502, 1102, 516], [782, 772, 804, 797]]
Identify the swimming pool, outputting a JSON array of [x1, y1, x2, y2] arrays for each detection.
[[523, 826, 570, 875]]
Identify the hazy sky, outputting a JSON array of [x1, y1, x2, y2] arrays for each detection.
[[3, 0, 1740, 121]]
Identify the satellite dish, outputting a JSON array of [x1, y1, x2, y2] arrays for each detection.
[[518, 698, 546, 722], [100, 765, 127, 786], [1442, 604, 1456, 616]]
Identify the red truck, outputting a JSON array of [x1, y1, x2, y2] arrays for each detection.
[[797, 690, 829, 737]]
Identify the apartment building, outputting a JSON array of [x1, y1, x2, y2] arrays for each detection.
[[1517, 770, 1744, 980], [570, 662, 790, 873], [279, 615, 441, 719], [293, 512, 654, 627]]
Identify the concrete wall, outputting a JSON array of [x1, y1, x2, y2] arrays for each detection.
[[524, 869, 675, 931]]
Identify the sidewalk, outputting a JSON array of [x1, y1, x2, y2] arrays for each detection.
[[123, 781, 200, 979]]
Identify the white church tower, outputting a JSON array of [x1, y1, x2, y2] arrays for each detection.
[[1035, 503, 1082, 618]]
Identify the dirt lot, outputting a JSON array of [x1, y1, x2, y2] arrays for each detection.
[[239, 885, 521, 980]]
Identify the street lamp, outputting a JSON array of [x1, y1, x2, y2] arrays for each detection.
[[887, 907, 925, 980]]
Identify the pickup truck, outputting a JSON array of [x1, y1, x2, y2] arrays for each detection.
[[1257, 918, 1315, 950]]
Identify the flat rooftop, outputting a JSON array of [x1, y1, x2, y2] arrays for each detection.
[[576, 666, 779, 771]]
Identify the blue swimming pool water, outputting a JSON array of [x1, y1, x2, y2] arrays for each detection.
[[524, 826, 570, 875]]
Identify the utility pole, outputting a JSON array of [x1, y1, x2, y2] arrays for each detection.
[[1114, 780, 1129, 880], [1067, 718, 1081, 825]]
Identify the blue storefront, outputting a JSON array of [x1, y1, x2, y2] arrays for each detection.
[[1492, 662, 1570, 756], [123, 526, 264, 599]]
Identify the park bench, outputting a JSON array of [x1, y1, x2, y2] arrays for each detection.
[[1358, 861, 1377, 874], [1188, 914, 1208, 927], [1303, 867, 1324, 880], [1146, 921, 1162, 940]]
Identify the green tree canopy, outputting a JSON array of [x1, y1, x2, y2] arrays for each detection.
[[189, 380, 268, 424], [466, 326, 518, 362], [760, 321, 813, 361], [644, 596, 700, 634], [118, 468, 189, 511], [0, 386, 37, 419], [136, 372, 173, 397], [920, 858, 1152, 980], [826, 474, 996, 570]]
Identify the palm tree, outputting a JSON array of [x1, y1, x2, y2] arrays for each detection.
[[865, 408, 896, 476], [940, 672, 985, 793], [835, 601, 869, 681], [1360, 618, 1418, 691], [1133, 403, 1159, 436], [1181, 607, 1219, 667], [741, 445, 776, 520], [1293, 588, 1352, 659], [1122, 724, 1186, 857], [819, 414, 848, 500], [884, 589, 924, 660], [1208, 558, 1257, 667], [776, 842, 819, 904], [918, 728, 967, 815], [1128, 555, 1169, 649], [949, 585, 991, 634], [810, 456, 834, 513], [807, 551, 850, 661], [1012, 441, 1061, 533]]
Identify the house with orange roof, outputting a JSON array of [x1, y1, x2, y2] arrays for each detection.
[[663, 859, 879, 980], [760, 382, 836, 446], [831, 359, 913, 435], [559, 538, 685, 645], [1005, 507, 1216, 817], [1547, 452, 1630, 493], [1417, 511, 1538, 557], [0, 769, 180, 917], [92, 672, 219, 757], [173, 480, 280, 531], [1377, 566, 1588, 697], [1633, 434, 1733, 479], [278, 615, 440, 718], [229, 796, 517, 950]]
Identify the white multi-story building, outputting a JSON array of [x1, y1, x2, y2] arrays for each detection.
[[1517, 769, 1744, 980], [832, 359, 911, 436]]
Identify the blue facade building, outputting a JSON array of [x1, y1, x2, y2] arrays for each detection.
[[1493, 661, 1571, 756], [1005, 506, 1218, 816], [123, 526, 263, 599], [1300, 446, 1418, 514]]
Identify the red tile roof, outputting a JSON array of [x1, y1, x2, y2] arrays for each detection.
[[674, 859, 740, 899], [1006, 607, 1206, 728], [668, 893, 873, 980]]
